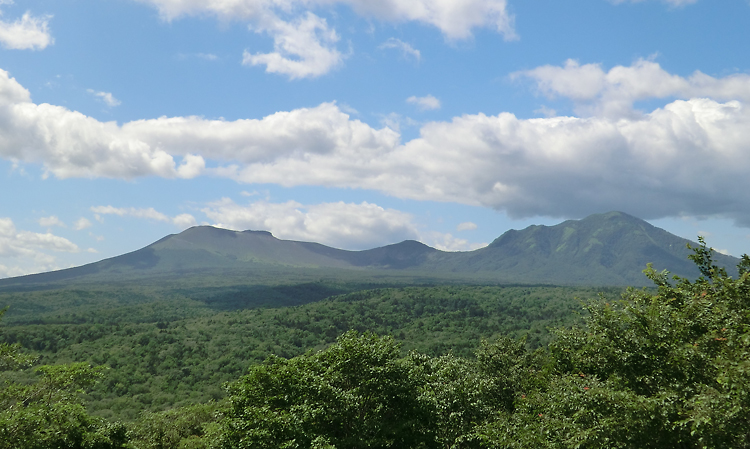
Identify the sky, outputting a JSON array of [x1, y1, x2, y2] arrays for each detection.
[[2, 0, 750, 278]]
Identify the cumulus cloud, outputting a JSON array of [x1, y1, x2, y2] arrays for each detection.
[[0, 9, 53, 50], [0, 217, 79, 278], [90, 206, 197, 228], [379, 38, 420, 62], [73, 217, 92, 230], [407, 95, 441, 111], [514, 59, 750, 117], [428, 231, 487, 252], [135, 0, 514, 76], [137, 0, 516, 40], [173, 213, 198, 229], [202, 198, 419, 250], [456, 221, 477, 231], [242, 12, 343, 79], [91, 206, 170, 222], [87, 89, 121, 107], [0, 69, 205, 179], [39, 215, 64, 228], [8, 65, 750, 228]]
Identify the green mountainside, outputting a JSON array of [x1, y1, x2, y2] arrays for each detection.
[[0, 211, 738, 291], [434, 211, 730, 285], [2, 216, 749, 447]]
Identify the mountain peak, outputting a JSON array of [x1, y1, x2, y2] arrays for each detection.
[[477, 211, 737, 285], [0, 213, 739, 288]]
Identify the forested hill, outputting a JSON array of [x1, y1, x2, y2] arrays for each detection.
[[0, 211, 739, 289], [433, 211, 736, 285]]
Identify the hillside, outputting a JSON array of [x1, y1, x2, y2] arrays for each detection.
[[431, 211, 729, 285], [0, 211, 739, 291]]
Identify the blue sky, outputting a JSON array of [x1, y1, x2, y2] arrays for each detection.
[[2, 0, 750, 277]]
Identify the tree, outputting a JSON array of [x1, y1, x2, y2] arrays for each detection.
[[219, 331, 430, 449], [0, 308, 127, 449], [477, 238, 750, 448]]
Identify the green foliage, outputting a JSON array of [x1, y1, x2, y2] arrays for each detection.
[[216, 240, 750, 448], [0, 311, 127, 449], [0, 308, 36, 371], [1, 285, 595, 419], [477, 239, 750, 448], [220, 332, 429, 449], [3, 236, 748, 448], [127, 402, 224, 449]]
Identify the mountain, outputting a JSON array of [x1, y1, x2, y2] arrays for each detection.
[[431, 211, 737, 285], [0, 212, 740, 289]]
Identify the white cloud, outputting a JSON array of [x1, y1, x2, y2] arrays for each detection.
[[87, 89, 121, 107], [202, 198, 419, 250], [0, 217, 79, 278], [407, 95, 441, 111], [242, 12, 342, 79], [0, 10, 53, 50], [0, 69, 205, 179], [533, 105, 557, 118], [515, 59, 750, 118], [428, 231, 487, 252], [136, 0, 516, 40], [379, 38, 420, 62], [378, 112, 419, 133], [610, 0, 698, 6], [9, 65, 750, 228], [90, 205, 197, 228], [173, 213, 198, 229], [133, 0, 516, 75], [73, 217, 92, 230], [176, 52, 220, 61], [39, 215, 64, 228], [122, 102, 399, 182], [456, 221, 477, 231], [91, 206, 170, 222]]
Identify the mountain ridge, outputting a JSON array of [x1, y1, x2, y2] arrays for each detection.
[[0, 211, 740, 288]]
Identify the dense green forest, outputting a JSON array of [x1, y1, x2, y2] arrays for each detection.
[[2, 240, 749, 447], [2, 285, 606, 420]]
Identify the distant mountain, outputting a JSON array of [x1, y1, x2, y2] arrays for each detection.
[[428, 211, 737, 285], [0, 212, 740, 289]]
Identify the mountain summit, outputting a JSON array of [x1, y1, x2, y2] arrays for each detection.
[[0, 212, 739, 288], [434, 211, 728, 285]]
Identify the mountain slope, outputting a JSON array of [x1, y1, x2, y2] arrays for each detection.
[[430, 211, 729, 285], [0, 212, 740, 289]]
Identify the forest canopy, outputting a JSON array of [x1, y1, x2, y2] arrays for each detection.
[[217, 238, 750, 448], [2, 238, 749, 448]]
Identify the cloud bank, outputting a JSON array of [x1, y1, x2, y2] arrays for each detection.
[[202, 198, 419, 250], [515, 58, 750, 117], [5, 62, 750, 226]]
